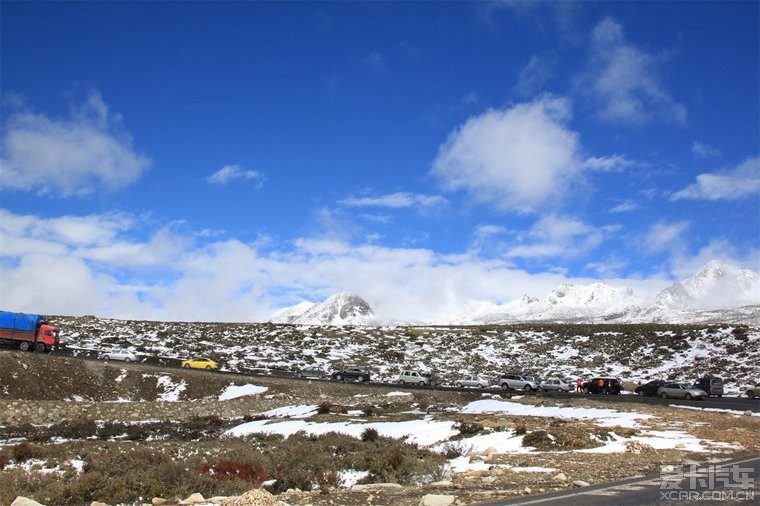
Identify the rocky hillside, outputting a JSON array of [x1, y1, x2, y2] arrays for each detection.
[[48, 317, 760, 390]]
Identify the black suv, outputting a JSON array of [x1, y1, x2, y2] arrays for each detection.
[[331, 367, 371, 382], [584, 377, 623, 394], [634, 379, 667, 397]]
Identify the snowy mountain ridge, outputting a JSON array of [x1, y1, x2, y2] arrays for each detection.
[[271, 261, 760, 325]]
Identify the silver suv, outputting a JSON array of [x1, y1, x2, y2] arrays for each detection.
[[498, 373, 540, 391]]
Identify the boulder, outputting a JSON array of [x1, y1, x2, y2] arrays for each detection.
[[572, 480, 590, 487], [418, 494, 456, 506], [553, 472, 568, 482], [11, 499, 46, 506], [182, 493, 206, 504]]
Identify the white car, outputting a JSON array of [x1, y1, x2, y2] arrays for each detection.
[[739, 382, 760, 398], [454, 375, 492, 389], [542, 378, 573, 392], [397, 370, 436, 386], [102, 349, 138, 362]]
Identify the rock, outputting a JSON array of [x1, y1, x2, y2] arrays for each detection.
[[429, 481, 453, 487], [682, 459, 699, 466], [223, 489, 283, 506], [523, 487, 532, 494], [572, 480, 590, 487], [553, 472, 568, 482], [182, 493, 206, 504], [661, 465, 677, 473], [90, 503, 109, 506], [351, 483, 403, 492], [481, 476, 496, 484], [152, 499, 169, 506], [11, 498, 46, 506], [744, 411, 752, 416], [484, 447, 497, 460], [674, 443, 686, 449], [418, 494, 456, 506]]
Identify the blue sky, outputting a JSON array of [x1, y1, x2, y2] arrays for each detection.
[[1, 1, 758, 322]]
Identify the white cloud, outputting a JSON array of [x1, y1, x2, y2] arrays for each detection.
[[340, 192, 447, 209], [430, 95, 582, 213], [0, 91, 150, 196], [207, 165, 265, 187], [583, 17, 686, 125], [506, 214, 616, 259], [609, 201, 637, 213], [644, 221, 690, 253], [671, 157, 760, 201], [583, 154, 641, 172], [691, 141, 721, 159]]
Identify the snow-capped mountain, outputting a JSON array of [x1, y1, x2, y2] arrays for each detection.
[[471, 282, 643, 324], [270, 262, 759, 326], [268, 301, 317, 324], [271, 293, 375, 325], [652, 261, 760, 310]]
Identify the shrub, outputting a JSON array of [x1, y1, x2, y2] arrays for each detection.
[[12, 443, 34, 462], [195, 459, 267, 484], [317, 403, 332, 414], [455, 422, 483, 436], [514, 422, 527, 435], [0, 453, 8, 470], [361, 427, 379, 442]]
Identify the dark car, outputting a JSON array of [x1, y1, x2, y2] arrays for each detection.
[[583, 377, 623, 394], [635, 379, 667, 397], [331, 367, 370, 382], [694, 376, 724, 397]]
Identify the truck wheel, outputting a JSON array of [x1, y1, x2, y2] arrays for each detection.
[[35, 342, 46, 352], [336, 374, 343, 382], [183, 364, 190, 368], [358, 376, 364, 382], [19, 341, 30, 352], [685, 393, 692, 400], [205, 365, 212, 370], [523, 385, 532, 392], [661, 392, 668, 399], [455, 382, 463, 388], [399, 380, 405, 385]]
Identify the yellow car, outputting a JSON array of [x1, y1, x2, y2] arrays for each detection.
[[181, 357, 219, 370]]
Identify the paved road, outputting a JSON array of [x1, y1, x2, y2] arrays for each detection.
[[476, 454, 759, 506]]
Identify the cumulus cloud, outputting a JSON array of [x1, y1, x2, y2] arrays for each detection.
[[671, 157, 760, 201], [0, 208, 671, 323], [207, 164, 265, 187], [340, 192, 447, 209], [583, 17, 686, 125], [506, 214, 616, 259], [0, 91, 150, 196], [430, 95, 582, 213]]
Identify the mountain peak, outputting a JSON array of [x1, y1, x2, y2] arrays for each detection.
[[269, 293, 374, 326], [653, 261, 760, 310]]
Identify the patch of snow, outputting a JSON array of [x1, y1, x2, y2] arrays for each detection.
[[462, 399, 651, 428], [260, 404, 318, 418], [226, 416, 458, 446], [218, 384, 268, 401], [338, 469, 370, 488], [385, 391, 413, 397]]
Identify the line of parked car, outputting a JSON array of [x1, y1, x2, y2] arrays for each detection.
[[100, 349, 219, 370], [296, 366, 759, 401], [633, 375, 725, 400]]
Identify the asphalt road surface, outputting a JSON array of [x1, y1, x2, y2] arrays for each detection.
[[475, 454, 759, 506]]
